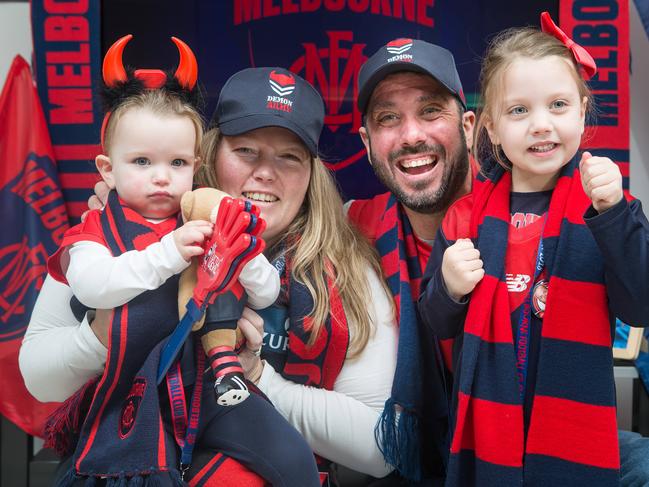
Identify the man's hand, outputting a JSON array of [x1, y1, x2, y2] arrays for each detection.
[[579, 151, 623, 213], [173, 220, 213, 261], [236, 307, 265, 384], [441, 238, 484, 301]]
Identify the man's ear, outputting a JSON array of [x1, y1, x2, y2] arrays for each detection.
[[359, 126, 372, 165], [95, 155, 116, 189], [462, 110, 476, 150]]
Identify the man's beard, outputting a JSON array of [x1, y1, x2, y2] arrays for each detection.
[[368, 123, 470, 214]]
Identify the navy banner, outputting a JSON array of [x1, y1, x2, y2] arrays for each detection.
[[196, 0, 553, 200], [29, 0, 630, 206], [561, 0, 630, 191], [31, 0, 103, 222]]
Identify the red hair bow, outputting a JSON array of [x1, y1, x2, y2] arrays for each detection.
[[540, 11, 597, 80]]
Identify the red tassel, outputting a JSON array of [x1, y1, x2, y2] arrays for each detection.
[[43, 378, 98, 456]]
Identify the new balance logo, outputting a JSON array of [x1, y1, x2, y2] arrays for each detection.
[[506, 274, 531, 293]]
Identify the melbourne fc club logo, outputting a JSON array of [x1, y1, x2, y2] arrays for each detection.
[[386, 38, 414, 63], [290, 31, 368, 170], [119, 377, 147, 439], [267, 70, 295, 113], [0, 153, 67, 342]]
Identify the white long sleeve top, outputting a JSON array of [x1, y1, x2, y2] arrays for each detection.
[[20, 268, 396, 477], [65, 235, 279, 311], [256, 268, 397, 477]]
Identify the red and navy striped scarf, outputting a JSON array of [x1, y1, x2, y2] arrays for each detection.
[[447, 156, 619, 486], [282, 263, 349, 391], [349, 193, 448, 482], [57, 191, 190, 486]]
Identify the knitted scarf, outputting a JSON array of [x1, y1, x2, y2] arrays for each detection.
[[250, 250, 347, 486], [281, 260, 349, 391], [349, 193, 448, 482], [447, 156, 619, 486], [56, 192, 190, 487]]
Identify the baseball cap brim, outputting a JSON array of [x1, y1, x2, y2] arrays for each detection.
[[218, 113, 318, 156], [358, 62, 443, 114]]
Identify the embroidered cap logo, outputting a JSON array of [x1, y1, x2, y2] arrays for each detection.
[[386, 38, 413, 55], [269, 70, 296, 96], [266, 70, 295, 113], [119, 377, 147, 439]]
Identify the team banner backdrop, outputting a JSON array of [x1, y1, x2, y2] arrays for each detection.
[[31, 0, 103, 222], [29, 0, 629, 207], [0, 56, 66, 436], [561, 0, 630, 190]]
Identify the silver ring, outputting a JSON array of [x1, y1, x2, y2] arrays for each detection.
[[248, 347, 262, 357]]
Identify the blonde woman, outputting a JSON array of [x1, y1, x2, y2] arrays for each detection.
[[22, 67, 400, 482]]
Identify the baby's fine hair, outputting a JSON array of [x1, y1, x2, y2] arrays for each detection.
[[473, 26, 592, 169], [103, 89, 204, 158]]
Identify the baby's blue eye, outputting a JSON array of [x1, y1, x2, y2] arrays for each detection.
[[171, 159, 186, 167], [134, 157, 149, 166], [551, 100, 567, 109]]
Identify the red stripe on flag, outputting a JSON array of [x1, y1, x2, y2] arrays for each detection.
[[66, 201, 91, 221], [451, 392, 524, 467], [59, 173, 100, 189], [526, 395, 619, 469], [542, 277, 610, 346], [53, 144, 101, 160]]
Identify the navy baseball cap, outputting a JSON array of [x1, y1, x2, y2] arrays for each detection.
[[357, 38, 466, 113], [213, 67, 325, 156]]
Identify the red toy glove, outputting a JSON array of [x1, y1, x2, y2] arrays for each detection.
[[193, 197, 266, 306]]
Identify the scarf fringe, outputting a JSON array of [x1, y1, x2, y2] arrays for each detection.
[[375, 397, 422, 482], [44, 378, 98, 457], [56, 472, 181, 487]]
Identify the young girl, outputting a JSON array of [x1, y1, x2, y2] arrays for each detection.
[[46, 36, 319, 486], [418, 13, 649, 486]]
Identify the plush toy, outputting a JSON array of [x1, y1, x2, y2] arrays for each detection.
[[179, 187, 250, 405]]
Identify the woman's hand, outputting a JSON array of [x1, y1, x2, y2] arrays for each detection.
[[81, 181, 111, 221], [237, 307, 265, 383], [90, 308, 112, 348]]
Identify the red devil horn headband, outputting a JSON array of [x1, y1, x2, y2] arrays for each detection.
[[540, 11, 597, 80], [102, 34, 198, 89]]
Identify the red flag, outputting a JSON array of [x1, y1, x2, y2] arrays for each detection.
[[0, 56, 68, 436]]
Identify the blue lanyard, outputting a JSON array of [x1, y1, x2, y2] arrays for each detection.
[[165, 344, 205, 480], [514, 232, 545, 401]]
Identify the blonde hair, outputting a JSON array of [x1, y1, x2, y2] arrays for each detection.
[[473, 27, 592, 169], [103, 89, 204, 158], [198, 128, 391, 356]]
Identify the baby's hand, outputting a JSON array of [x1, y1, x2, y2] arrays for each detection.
[[579, 151, 623, 213], [173, 220, 213, 262], [441, 238, 484, 301]]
